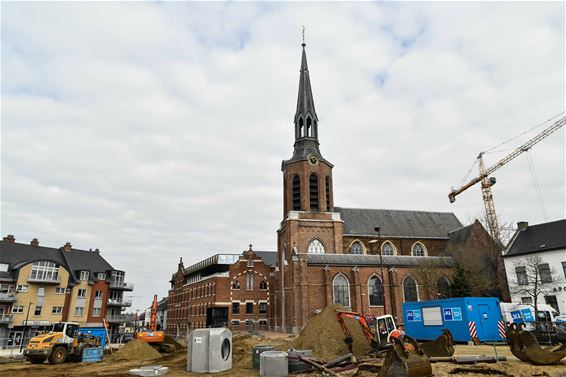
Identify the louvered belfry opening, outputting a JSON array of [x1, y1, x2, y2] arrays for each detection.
[[310, 173, 319, 210], [325, 176, 331, 210], [292, 175, 301, 210]]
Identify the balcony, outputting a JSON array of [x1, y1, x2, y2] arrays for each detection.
[[27, 275, 60, 284], [0, 314, 13, 324], [109, 281, 134, 291], [107, 298, 132, 307], [0, 293, 17, 302], [105, 314, 133, 323]]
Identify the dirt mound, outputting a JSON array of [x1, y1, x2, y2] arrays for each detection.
[[292, 305, 373, 360], [107, 339, 162, 362]]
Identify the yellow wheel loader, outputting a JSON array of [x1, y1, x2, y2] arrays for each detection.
[[24, 322, 100, 364]]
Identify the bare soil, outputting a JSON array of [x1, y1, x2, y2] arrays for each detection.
[[0, 332, 564, 377]]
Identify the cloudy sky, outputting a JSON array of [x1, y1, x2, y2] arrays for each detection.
[[2, 2, 564, 310]]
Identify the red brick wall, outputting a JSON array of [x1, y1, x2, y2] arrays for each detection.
[[86, 280, 109, 324], [283, 160, 334, 215]]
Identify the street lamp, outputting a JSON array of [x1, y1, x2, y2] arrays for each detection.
[[368, 226, 387, 315], [20, 302, 34, 352]]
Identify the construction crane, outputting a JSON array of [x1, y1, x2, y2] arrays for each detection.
[[448, 115, 565, 240]]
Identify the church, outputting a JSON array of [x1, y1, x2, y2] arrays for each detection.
[[167, 42, 495, 335]]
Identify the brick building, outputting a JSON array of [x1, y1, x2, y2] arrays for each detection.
[[0, 235, 134, 343], [166, 247, 275, 337], [167, 42, 495, 334]]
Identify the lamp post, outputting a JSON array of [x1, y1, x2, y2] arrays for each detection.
[[369, 226, 387, 315], [20, 302, 34, 352]]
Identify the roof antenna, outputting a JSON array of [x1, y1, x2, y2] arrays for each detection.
[[301, 24, 306, 47]]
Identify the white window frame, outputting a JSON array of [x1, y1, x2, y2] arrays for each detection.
[[0, 263, 8, 272], [80, 271, 89, 281], [411, 242, 427, 257], [74, 306, 84, 316], [402, 276, 420, 302], [97, 273, 106, 280], [95, 290, 103, 299], [55, 287, 66, 294], [381, 241, 396, 256], [92, 307, 101, 317], [307, 239, 325, 254], [77, 289, 86, 298], [52, 306, 63, 315], [30, 261, 59, 281], [332, 274, 350, 307], [12, 305, 24, 313], [16, 285, 28, 292]]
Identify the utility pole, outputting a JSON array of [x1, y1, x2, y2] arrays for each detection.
[[20, 302, 34, 352]]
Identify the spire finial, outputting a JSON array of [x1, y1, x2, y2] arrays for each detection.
[[301, 25, 306, 47]]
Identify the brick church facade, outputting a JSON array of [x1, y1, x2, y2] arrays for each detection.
[[167, 42, 498, 334]]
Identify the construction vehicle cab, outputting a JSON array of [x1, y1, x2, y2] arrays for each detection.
[[24, 322, 100, 364]]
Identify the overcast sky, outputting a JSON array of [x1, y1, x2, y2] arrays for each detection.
[[2, 2, 564, 311]]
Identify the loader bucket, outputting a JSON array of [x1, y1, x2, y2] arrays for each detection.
[[520, 328, 566, 365], [420, 329, 455, 357], [379, 336, 432, 377], [507, 323, 532, 363]]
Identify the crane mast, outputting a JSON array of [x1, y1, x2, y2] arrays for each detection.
[[449, 115, 565, 240]]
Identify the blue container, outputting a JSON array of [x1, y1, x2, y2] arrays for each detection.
[[402, 297, 505, 343], [78, 327, 107, 349], [82, 346, 103, 362]]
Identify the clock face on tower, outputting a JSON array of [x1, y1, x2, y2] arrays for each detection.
[[308, 155, 319, 165]]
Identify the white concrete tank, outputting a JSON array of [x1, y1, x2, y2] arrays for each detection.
[[260, 350, 288, 377], [187, 328, 232, 373]]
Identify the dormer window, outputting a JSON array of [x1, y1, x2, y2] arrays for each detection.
[[0, 263, 8, 272], [80, 271, 89, 281]]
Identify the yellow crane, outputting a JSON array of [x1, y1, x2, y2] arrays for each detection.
[[448, 115, 565, 240]]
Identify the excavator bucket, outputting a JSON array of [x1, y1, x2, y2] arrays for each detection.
[[508, 322, 566, 365], [420, 329, 455, 357], [379, 336, 432, 377]]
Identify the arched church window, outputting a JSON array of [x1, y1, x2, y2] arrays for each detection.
[[325, 177, 331, 210], [403, 276, 419, 302], [309, 174, 319, 210], [351, 241, 363, 254], [333, 274, 350, 307], [382, 242, 394, 256], [292, 175, 301, 210], [307, 239, 325, 254], [368, 275, 384, 306], [412, 242, 426, 256], [437, 276, 450, 298]]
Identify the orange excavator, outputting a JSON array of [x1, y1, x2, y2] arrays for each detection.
[[135, 294, 176, 353]]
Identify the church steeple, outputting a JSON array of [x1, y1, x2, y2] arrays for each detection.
[[294, 43, 319, 139]]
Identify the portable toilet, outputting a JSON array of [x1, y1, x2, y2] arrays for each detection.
[[402, 297, 506, 343]]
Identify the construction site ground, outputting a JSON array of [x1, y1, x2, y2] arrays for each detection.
[[0, 331, 564, 377]]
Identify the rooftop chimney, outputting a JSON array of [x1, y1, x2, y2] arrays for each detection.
[[94, 248, 100, 253], [3, 235, 15, 243], [517, 221, 529, 231], [30, 238, 39, 247], [63, 242, 73, 252]]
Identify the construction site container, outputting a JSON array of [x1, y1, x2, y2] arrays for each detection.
[[260, 351, 288, 377], [82, 346, 103, 362], [78, 327, 107, 349], [287, 348, 313, 373], [252, 345, 274, 369], [187, 328, 232, 373], [402, 297, 505, 343]]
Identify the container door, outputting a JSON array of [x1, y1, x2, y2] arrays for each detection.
[[478, 304, 497, 341]]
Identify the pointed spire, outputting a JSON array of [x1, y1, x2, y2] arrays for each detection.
[[295, 42, 318, 124]]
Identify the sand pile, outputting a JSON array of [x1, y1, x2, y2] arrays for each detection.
[[292, 305, 373, 360], [107, 339, 162, 362]]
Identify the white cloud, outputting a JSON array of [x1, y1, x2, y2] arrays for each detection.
[[2, 2, 564, 310]]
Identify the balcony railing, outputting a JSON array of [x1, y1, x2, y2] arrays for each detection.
[[108, 281, 134, 290], [0, 293, 17, 302], [107, 298, 132, 307], [27, 275, 60, 284], [105, 314, 133, 323], [0, 314, 13, 324]]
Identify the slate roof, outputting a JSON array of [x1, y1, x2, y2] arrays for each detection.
[[304, 253, 454, 267], [255, 251, 277, 267], [505, 219, 566, 257], [0, 240, 116, 283], [335, 207, 463, 239]]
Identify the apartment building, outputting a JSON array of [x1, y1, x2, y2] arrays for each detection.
[[0, 235, 134, 344]]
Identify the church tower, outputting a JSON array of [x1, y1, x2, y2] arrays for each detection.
[[281, 42, 335, 215]]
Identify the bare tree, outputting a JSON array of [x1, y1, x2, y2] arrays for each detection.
[[509, 254, 564, 321]]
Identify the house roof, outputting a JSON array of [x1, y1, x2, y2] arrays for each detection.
[[335, 207, 463, 239], [0, 240, 116, 283], [255, 251, 277, 267], [303, 253, 454, 267], [505, 219, 566, 257]]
